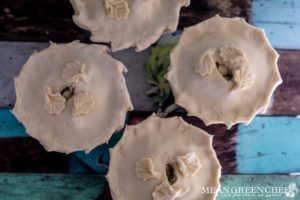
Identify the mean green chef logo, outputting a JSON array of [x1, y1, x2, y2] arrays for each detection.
[[286, 182, 299, 198], [200, 182, 299, 199]]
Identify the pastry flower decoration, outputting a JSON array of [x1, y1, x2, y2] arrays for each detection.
[[104, 0, 130, 20], [107, 115, 221, 200], [136, 157, 162, 181], [70, 0, 190, 51], [73, 92, 95, 117], [166, 16, 282, 127], [62, 61, 89, 84], [152, 181, 189, 200], [43, 61, 95, 117], [43, 86, 66, 115], [194, 45, 253, 92], [174, 152, 202, 177], [135, 152, 202, 199], [194, 49, 216, 77]]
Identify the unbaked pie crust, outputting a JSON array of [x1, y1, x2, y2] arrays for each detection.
[[70, 0, 190, 52], [13, 41, 133, 153], [166, 15, 282, 128], [107, 114, 221, 200]]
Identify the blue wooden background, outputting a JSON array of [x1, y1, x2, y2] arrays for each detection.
[[0, 0, 299, 199]]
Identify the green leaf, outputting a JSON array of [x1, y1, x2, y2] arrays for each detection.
[[144, 36, 178, 108]]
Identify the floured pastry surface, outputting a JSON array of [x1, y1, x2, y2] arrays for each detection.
[[166, 16, 282, 128], [107, 114, 221, 200], [12, 41, 133, 153], [70, 0, 190, 52]]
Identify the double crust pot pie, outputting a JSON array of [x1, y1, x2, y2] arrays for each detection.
[[12, 41, 133, 153], [70, 0, 190, 52], [166, 15, 282, 128], [107, 114, 221, 200]]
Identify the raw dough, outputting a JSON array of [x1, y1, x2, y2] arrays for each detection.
[[70, 0, 190, 52], [107, 114, 221, 200], [166, 16, 282, 128], [13, 41, 133, 153]]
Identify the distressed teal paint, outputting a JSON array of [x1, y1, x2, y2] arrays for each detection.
[[0, 174, 299, 200], [70, 130, 124, 174], [252, 0, 300, 49], [0, 108, 125, 173], [0, 173, 106, 200], [217, 175, 300, 200], [254, 22, 300, 50], [69, 155, 97, 174], [237, 116, 300, 174], [72, 144, 110, 174], [2, 107, 300, 174], [0, 109, 27, 138]]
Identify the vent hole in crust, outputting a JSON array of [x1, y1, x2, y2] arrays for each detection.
[[216, 62, 233, 81], [166, 163, 177, 185], [60, 85, 75, 100]]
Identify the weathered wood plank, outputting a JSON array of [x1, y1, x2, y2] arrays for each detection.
[[0, 0, 251, 42], [0, 173, 106, 200], [0, 174, 299, 200], [252, 0, 300, 49], [0, 42, 48, 108], [0, 109, 238, 174], [0, 0, 86, 42], [179, 0, 251, 28], [0, 137, 69, 172], [0, 109, 26, 138], [218, 175, 300, 199], [1, 114, 299, 174], [0, 42, 154, 111], [1, 42, 299, 115], [237, 116, 300, 174], [179, 115, 238, 174], [266, 50, 300, 115], [112, 49, 154, 111]]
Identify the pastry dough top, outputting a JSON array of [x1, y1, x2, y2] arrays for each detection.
[[70, 0, 190, 52], [13, 41, 133, 153], [107, 114, 221, 200], [166, 16, 282, 128]]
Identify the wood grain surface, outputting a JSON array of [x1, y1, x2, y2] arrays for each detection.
[[0, 173, 106, 200], [252, 0, 300, 50], [0, 173, 299, 200], [266, 50, 300, 115], [237, 116, 300, 174], [0, 0, 251, 42], [0, 0, 300, 199], [0, 0, 252, 175], [0, 137, 69, 172]]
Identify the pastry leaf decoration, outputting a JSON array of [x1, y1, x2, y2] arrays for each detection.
[[44, 86, 66, 115], [104, 0, 130, 20], [231, 67, 253, 92], [219, 45, 248, 70], [62, 61, 89, 84], [192, 45, 253, 92], [194, 49, 216, 76], [72, 92, 95, 117], [175, 152, 202, 177], [135, 157, 162, 181], [152, 181, 189, 200]]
